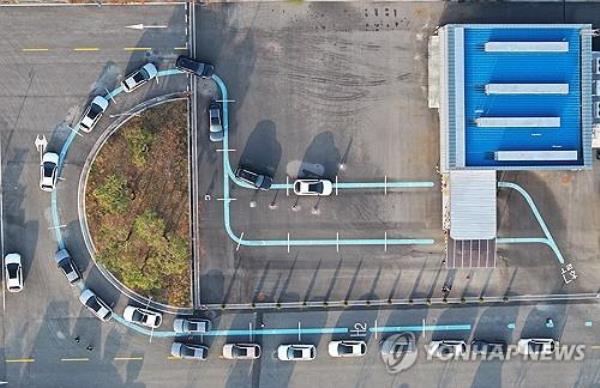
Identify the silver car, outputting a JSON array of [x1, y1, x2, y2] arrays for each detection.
[[78, 96, 109, 133], [54, 249, 81, 285], [208, 101, 224, 142], [121, 63, 158, 93], [170, 342, 208, 360], [173, 318, 211, 334], [79, 289, 112, 322]]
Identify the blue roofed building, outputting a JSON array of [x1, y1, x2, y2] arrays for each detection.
[[431, 24, 593, 171], [427, 24, 595, 265]]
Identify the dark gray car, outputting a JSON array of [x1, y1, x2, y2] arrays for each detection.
[[234, 167, 272, 190], [170, 342, 208, 360], [175, 56, 215, 79], [54, 249, 81, 285]]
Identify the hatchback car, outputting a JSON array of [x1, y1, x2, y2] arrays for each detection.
[[427, 340, 467, 359], [173, 318, 211, 334], [121, 63, 158, 93], [293, 179, 333, 196], [175, 56, 215, 78], [208, 101, 224, 142], [40, 152, 59, 192], [170, 342, 208, 360], [5, 253, 23, 293], [78, 96, 109, 133], [123, 305, 163, 328], [222, 343, 261, 360], [234, 167, 272, 190], [54, 249, 81, 285], [328, 340, 367, 358], [471, 340, 507, 356], [277, 344, 316, 361], [517, 338, 558, 356], [79, 289, 112, 322]]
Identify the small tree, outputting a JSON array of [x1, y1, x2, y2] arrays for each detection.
[[92, 174, 131, 214]]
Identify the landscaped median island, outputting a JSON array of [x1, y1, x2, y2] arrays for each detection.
[[86, 100, 191, 307]]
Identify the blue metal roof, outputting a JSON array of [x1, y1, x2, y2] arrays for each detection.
[[444, 24, 592, 169]]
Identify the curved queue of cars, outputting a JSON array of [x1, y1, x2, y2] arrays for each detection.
[[38, 56, 214, 194]]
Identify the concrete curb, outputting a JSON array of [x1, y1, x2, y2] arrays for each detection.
[[78, 92, 194, 316]]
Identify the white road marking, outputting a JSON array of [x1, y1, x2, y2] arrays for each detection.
[[0, 134, 5, 312], [236, 232, 244, 252]]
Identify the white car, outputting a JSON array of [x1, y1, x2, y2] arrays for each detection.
[[78, 96, 109, 133], [293, 179, 333, 196], [517, 338, 558, 356], [40, 152, 59, 192], [79, 289, 113, 322], [427, 340, 467, 358], [121, 63, 158, 93], [277, 344, 316, 361], [123, 305, 163, 328], [222, 343, 261, 360], [328, 340, 367, 358], [4, 253, 23, 293]]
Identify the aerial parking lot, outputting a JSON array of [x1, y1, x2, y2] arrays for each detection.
[[2, 2, 600, 387], [194, 2, 600, 307], [194, 2, 445, 306]]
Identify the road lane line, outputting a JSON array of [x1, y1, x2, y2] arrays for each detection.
[[591, 345, 600, 350], [114, 357, 144, 361], [60, 358, 89, 362], [5, 358, 34, 363], [123, 47, 152, 51], [22, 48, 48, 52], [174, 47, 188, 51], [0, 133, 4, 312], [167, 356, 181, 360], [73, 48, 100, 52]]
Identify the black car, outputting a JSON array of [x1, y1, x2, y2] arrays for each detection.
[[234, 167, 272, 190], [175, 56, 215, 78], [471, 340, 507, 356]]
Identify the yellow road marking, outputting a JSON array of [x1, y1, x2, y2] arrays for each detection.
[[60, 358, 89, 362], [73, 47, 100, 52], [22, 48, 49, 52], [174, 47, 188, 51], [123, 47, 152, 51], [167, 356, 181, 360], [6, 358, 34, 363], [114, 357, 144, 361]]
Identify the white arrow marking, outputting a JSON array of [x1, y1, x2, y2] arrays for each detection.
[[125, 24, 168, 30]]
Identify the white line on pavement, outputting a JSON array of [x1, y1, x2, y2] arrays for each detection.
[[0, 134, 5, 312]]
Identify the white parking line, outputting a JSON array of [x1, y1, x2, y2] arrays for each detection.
[[236, 232, 244, 252], [384, 232, 387, 252], [0, 135, 4, 312]]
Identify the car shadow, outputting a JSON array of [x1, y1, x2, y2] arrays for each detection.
[[237, 120, 282, 178], [297, 131, 341, 180]]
